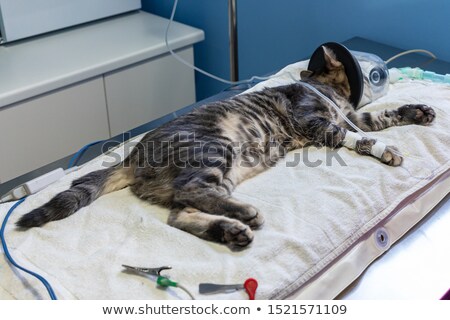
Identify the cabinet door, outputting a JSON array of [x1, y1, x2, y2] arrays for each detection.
[[105, 47, 196, 136], [0, 0, 141, 42], [0, 77, 109, 183]]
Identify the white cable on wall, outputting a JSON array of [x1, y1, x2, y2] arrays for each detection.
[[165, 0, 272, 85], [385, 49, 436, 64]]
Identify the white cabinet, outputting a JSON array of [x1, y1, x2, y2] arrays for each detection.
[[0, 0, 141, 43], [0, 78, 109, 182], [0, 12, 204, 183], [105, 47, 196, 136]]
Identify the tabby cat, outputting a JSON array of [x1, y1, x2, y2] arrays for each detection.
[[17, 47, 435, 249]]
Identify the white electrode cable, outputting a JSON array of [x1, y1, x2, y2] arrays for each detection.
[[168, 1, 438, 87], [177, 284, 196, 300], [166, 0, 274, 85], [385, 49, 437, 65]]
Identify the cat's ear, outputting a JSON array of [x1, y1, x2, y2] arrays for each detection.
[[322, 46, 342, 70], [300, 70, 314, 79]]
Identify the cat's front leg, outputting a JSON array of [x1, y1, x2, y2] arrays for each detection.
[[343, 131, 403, 166], [345, 104, 436, 131], [306, 118, 403, 166], [379, 145, 403, 166]]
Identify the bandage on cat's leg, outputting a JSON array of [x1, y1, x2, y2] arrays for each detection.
[[344, 131, 386, 157], [168, 207, 254, 249], [379, 145, 403, 166], [343, 131, 402, 166], [342, 131, 361, 149]]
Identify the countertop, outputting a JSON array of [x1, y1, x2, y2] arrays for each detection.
[[0, 11, 204, 109]]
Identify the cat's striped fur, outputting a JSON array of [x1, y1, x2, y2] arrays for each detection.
[[17, 46, 435, 249]]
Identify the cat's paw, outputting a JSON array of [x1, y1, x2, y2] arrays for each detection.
[[236, 205, 265, 230], [380, 145, 403, 166], [219, 220, 254, 250], [398, 104, 436, 125]]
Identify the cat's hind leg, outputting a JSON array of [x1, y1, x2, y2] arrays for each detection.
[[172, 167, 265, 230], [168, 207, 254, 249]]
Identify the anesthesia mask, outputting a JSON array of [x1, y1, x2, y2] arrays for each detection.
[[307, 42, 389, 109]]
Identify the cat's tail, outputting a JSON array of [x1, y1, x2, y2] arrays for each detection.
[[16, 165, 134, 228]]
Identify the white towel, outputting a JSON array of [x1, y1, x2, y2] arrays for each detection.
[[1, 61, 449, 300]]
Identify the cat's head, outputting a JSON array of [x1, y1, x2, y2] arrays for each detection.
[[300, 46, 351, 100]]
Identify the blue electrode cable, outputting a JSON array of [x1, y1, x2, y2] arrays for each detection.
[[0, 139, 105, 300], [0, 197, 58, 300], [67, 140, 105, 168]]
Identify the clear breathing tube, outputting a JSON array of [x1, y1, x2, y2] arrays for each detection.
[[296, 80, 368, 137]]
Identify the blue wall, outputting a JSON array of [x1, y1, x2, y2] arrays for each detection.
[[142, 0, 229, 101], [142, 0, 450, 101]]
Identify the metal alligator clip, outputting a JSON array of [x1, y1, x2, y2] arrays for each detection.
[[199, 278, 258, 300], [122, 265, 172, 276], [122, 265, 195, 299]]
